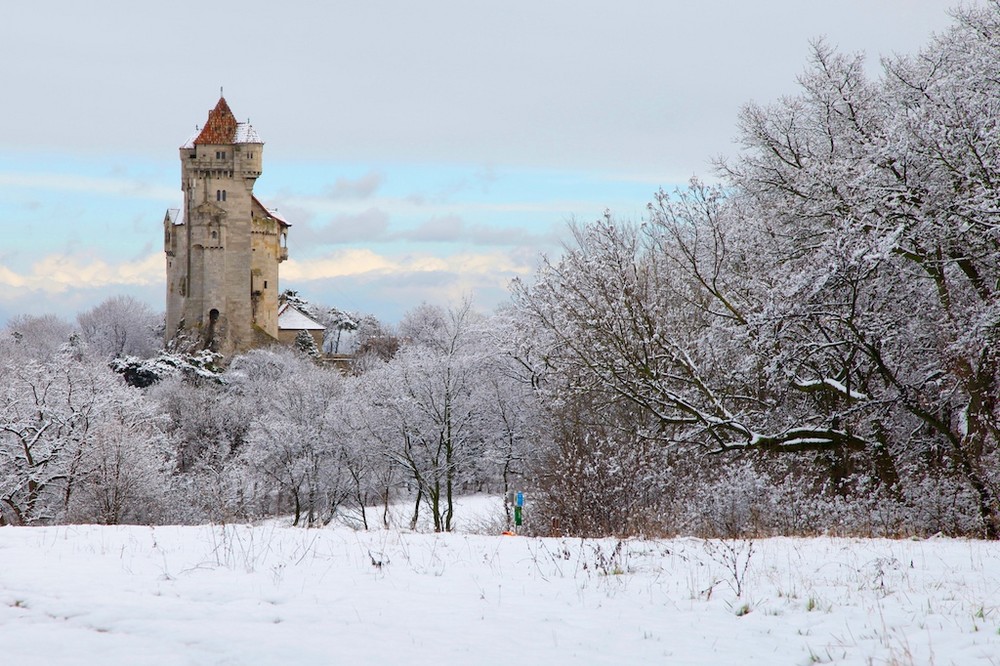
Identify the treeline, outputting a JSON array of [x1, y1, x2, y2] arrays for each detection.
[[3, 4, 999, 538], [0, 299, 539, 531]]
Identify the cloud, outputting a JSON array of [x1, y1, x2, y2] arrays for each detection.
[[404, 166, 498, 204], [0, 282, 165, 325], [466, 224, 555, 247], [282, 247, 534, 283], [0, 252, 162, 294], [283, 248, 536, 321], [0, 264, 26, 289], [0, 246, 541, 326], [281, 249, 395, 280], [0, 172, 175, 201], [259, 200, 315, 227], [396, 214, 560, 247], [325, 171, 384, 199], [276, 189, 619, 222], [293, 208, 391, 245], [401, 215, 464, 242]]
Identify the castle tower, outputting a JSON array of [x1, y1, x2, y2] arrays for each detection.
[[164, 96, 289, 355]]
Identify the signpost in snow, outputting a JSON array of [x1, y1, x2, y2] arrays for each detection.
[[503, 491, 526, 534]]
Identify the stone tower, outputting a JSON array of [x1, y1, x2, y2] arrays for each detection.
[[164, 96, 289, 355]]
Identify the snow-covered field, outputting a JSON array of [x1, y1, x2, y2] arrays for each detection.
[[1, 498, 998, 665]]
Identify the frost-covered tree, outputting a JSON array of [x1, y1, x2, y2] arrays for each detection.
[[356, 302, 537, 531], [77, 295, 161, 360], [2, 314, 76, 362], [64, 383, 170, 525], [359, 303, 484, 531], [294, 329, 321, 358], [479, 308, 547, 520], [228, 349, 352, 527], [0, 351, 169, 525], [716, 9, 1000, 537], [331, 392, 398, 530], [513, 3, 1000, 538], [352, 315, 400, 370], [325, 308, 359, 354]]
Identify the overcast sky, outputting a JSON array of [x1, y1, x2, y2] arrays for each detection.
[[0, 1, 961, 326]]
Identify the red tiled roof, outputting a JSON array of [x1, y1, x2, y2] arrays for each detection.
[[193, 97, 238, 145]]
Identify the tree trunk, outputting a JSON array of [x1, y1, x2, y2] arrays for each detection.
[[410, 486, 422, 530]]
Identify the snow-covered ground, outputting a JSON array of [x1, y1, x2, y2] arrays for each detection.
[[1, 498, 998, 665]]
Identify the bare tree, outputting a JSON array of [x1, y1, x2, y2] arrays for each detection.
[[77, 295, 161, 360]]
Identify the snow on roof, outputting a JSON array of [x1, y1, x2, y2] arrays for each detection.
[[166, 208, 183, 226], [252, 195, 290, 228], [278, 303, 326, 331], [180, 129, 200, 150], [234, 122, 262, 144], [266, 206, 289, 226]]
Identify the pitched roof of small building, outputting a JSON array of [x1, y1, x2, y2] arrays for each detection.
[[278, 303, 326, 331], [182, 96, 263, 148]]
